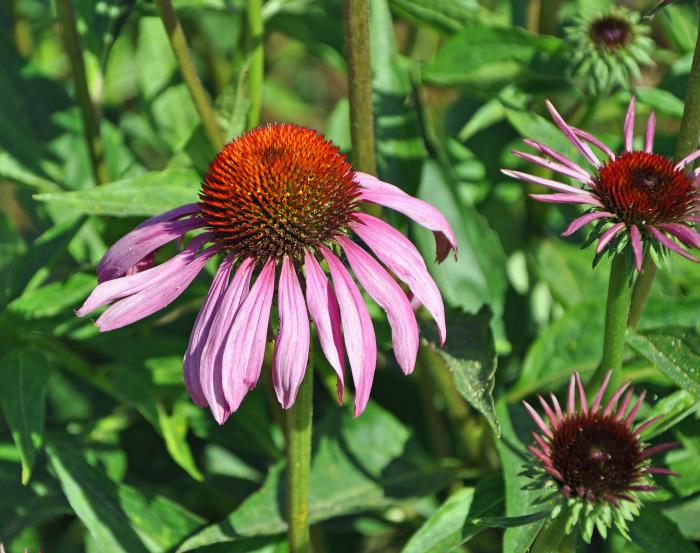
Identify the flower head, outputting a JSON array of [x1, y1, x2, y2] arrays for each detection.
[[565, 6, 654, 94], [522, 372, 677, 542], [77, 124, 457, 423], [503, 97, 700, 271]]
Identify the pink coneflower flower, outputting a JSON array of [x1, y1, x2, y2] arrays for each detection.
[[522, 371, 677, 541], [77, 124, 456, 423], [502, 97, 700, 271]]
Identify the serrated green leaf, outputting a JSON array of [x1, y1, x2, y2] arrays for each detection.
[[0, 348, 51, 484], [34, 169, 199, 216]]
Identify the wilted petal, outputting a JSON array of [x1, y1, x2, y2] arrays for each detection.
[[630, 225, 643, 272], [304, 250, 345, 402], [338, 236, 419, 375], [354, 171, 457, 262], [321, 246, 376, 417], [595, 222, 625, 254], [272, 257, 310, 409]]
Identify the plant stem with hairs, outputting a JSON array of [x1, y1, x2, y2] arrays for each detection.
[[55, 0, 109, 185], [154, 0, 224, 150]]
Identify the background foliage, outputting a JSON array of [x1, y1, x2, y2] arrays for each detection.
[[1, 0, 699, 551]]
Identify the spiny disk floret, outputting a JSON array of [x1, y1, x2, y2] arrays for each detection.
[[594, 151, 696, 226], [551, 412, 641, 500], [589, 15, 632, 49], [199, 124, 360, 259]]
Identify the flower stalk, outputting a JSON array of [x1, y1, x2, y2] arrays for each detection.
[[56, 0, 109, 185], [341, 0, 376, 175], [286, 358, 313, 553], [246, 0, 264, 128], [153, 0, 224, 150], [629, 15, 700, 326]]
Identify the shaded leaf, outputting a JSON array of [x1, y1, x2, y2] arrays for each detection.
[[388, 0, 480, 34], [630, 505, 698, 553]]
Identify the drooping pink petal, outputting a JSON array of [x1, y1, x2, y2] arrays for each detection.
[[510, 151, 592, 183], [272, 257, 310, 409], [222, 259, 276, 412], [200, 257, 255, 424], [350, 213, 446, 343], [545, 100, 600, 167], [658, 223, 700, 249], [338, 236, 419, 375], [501, 169, 594, 195], [522, 139, 591, 177], [529, 193, 602, 207], [183, 254, 234, 407], [304, 250, 345, 403], [595, 222, 625, 254], [561, 211, 612, 237], [354, 171, 457, 262], [630, 225, 643, 272], [649, 226, 700, 262], [571, 128, 616, 160], [645, 111, 656, 153], [321, 246, 376, 417], [624, 97, 636, 152], [675, 148, 700, 170], [97, 217, 203, 282]]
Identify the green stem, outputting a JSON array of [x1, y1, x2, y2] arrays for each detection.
[[341, 0, 376, 175], [530, 513, 569, 553], [286, 360, 313, 553], [539, 0, 562, 35], [55, 0, 109, 185], [246, 0, 264, 128], [592, 253, 632, 392], [153, 0, 224, 150], [629, 16, 700, 326]]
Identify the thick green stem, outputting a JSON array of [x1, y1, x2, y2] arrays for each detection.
[[246, 0, 264, 128], [629, 17, 700, 326], [341, 0, 376, 175], [55, 0, 109, 185], [530, 513, 569, 553], [154, 0, 224, 150], [286, 362, 313, 553], [592, 254, 633, 392]]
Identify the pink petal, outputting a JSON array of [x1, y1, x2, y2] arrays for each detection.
[[630, 225, 643, 272], [591, 370, 612, 412], [567, 374, 576, 415], [545, 100, 600, 167], [574, 373, 588, 414], [649, 226, 699, 262], [304, 251, 345, 403], [321, 246, 376, 417], [675, 149, 700, 170], [200, 257, 255, 424], [658, 223, 700, 249], [595, 222, 625, 254], [350, 213, 446, 343], [522, 139, 591, 177], [624, 390, 646, 425], [571, 128, 616, 160], [338, 237, 419, 375], [95, 242, 220, 331], [603, 381, 631, 416], [645, 112, 656, 153], [272, 257, 310, 409], [624, 96, 636, 152], [501, 169, 594, 195], [561, 211, 612, 237], [354, 171, 457, 262], [222, 259, 276, 412], [77, 233, 211, 316], [183, 254, 234, 407], [523, 401, 553, 439], [510, 151, 592, 183], [529, 193, 602, 206]]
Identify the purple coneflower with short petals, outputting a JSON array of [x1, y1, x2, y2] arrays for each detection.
[[522, 371, 677, 541], [503, 97, 700, 271], [77, 124, 456, 423]]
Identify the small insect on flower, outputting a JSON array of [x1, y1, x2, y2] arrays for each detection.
[[522, 371, 677, 542], [565, 5, 654, 94], [503, 97, 700, 271], [77, 124, 457, 423]]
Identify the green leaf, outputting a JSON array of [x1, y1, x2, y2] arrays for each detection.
[[662, 495, 700, 541], [0, 348, 51, 484], [640, 389, 700, 439], [156, 401, 204, 482], [178, 401, 450, 550], [629, 505, 699, 553], [421, 307, 500, 436], [136, 16, 177, 101], [46, 437, 204, 553], [422, 24, 562, 87], [494, 400, 546, 553], [74, 0, 135, 70], [627, 327, 700, 398], [388, 0, 480, 34], [636, 87, 685, 119], [6, 273, 96, 319], [34, 169, 199, 217], [0, 151, 60, 192]]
